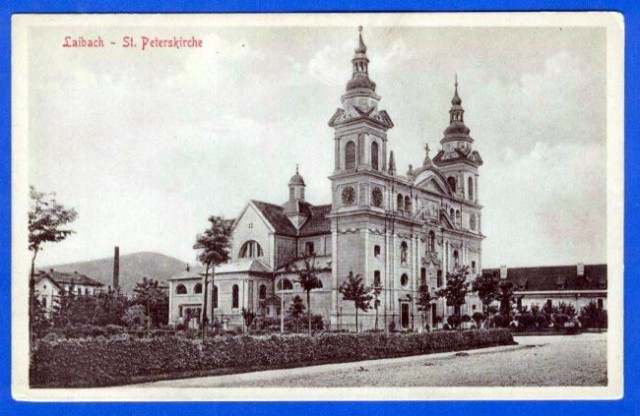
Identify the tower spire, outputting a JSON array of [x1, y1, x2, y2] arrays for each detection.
[[345, 26, 376, 92]]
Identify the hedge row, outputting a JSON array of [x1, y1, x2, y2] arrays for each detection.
[[31, 329, 514, 387]]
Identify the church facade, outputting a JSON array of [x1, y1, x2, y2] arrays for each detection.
[[168, 28, 485, 331]]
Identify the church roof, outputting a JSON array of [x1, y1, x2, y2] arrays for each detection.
[[252, 200, 299, 236], [482, 264, 607, 291], [252, 200, 332, 237], [299, 204, 332, 236]]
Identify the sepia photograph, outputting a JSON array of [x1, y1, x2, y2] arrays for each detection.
[[11, 13, 623, 401]]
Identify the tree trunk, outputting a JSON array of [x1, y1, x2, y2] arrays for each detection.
[[355, 305, 359, 333], [29, 248, 38, 349], [210, 265, 215, 327], [201, 264, 209, 340], [374, 306, 379, 331], [307, 290, 312, 336]]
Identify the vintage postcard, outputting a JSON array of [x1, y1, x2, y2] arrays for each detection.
[[11, 12, 623, 401]]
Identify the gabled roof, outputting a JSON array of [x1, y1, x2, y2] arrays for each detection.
[[299, 204, 332, 236], [483, 264, 607, 291], [251, 200, 298, 237], [251, 200, 332, 237], [35, 270, 104, 287]]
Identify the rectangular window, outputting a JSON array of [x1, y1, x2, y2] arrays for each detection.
[[374, 245, 381, 258], [305, 241, 315, 256], [598, 299, 604, 309], [420, 268, 427, 286], [42, 298, 47, 308], [374, 270, 381, 286], [437, 270, 443, 287]]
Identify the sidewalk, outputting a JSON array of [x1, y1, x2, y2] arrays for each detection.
[[132, 342, 527, 388]]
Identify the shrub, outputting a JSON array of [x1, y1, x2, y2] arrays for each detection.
[[461, 314, 471, 323], [32, 329, 514, 387], [472, 312, 484, 328], [447, 315, 461, 329]]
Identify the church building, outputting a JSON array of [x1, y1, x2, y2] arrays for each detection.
[[168, 28, 485, 331]]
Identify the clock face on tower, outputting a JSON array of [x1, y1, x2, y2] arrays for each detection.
[[341, 186, 356, 205], [371, 187, 383, 207]]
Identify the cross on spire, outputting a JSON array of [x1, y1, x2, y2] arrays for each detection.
[[424, 143, 430, 158]]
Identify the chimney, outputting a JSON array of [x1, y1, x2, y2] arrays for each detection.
[[577, 262, 585, 277], [113, 246, 120, 289], [500, 265, 508, 279]]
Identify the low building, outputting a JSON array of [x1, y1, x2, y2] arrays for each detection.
[[34, 269, 105, 316], [482, 264, 607, 312]]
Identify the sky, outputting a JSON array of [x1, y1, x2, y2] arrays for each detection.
[[27, 24, 608, 268]]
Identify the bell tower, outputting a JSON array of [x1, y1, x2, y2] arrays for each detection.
[[433, 76, 483, 202], [328, 26, 394, 176]]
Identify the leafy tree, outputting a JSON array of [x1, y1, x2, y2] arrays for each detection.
[[28, 186, 78, 340], [52, 283, 76, 328], [133, 277, 168, 334], [294, 256, 323, 335], [497, 280, 515, 319], [436, 266, 471, 324], [94, 287, 130, 326], [122, 304, 148, 329], [193, 216, 232, 339], [472, 272, 500, 313], [241, 308, 256, 332], [416, 284, 434, 331], [580, 301, 607, 329], [339, 271, 372, 333], [371, 280, 383, 331], [286, 295, 306, 333], [31, 294, 50, 337]]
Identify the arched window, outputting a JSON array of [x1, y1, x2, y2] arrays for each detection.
[[400, 273, 409, 288], [374, 245, 381, 257], [470, 214, 477, 230], [176, 284, 187, 295], [374, 270, 381, 286], [453, 250, 460, 268], [450, 208, 455, 220], [397, 194, 404, 211], [371, 141, 379, 170], [468, 177, 474, 200], [194, 283, 203, 294], [239, 240, 264, 258], [259, 284, 267, 300], [345, 141, 356, 169], [428, 231, 435, 252], [456, 210, 461, 226], [405, 196, 412, 214], [471, 261, 477, 275], [212, 285, 218, 308], [447, 176, 457, 192], [232, 284, 239, 308], [277, 278, 293, 291], [420, 268, 427, 286]]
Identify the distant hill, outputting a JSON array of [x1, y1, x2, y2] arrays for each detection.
[[44, 252, 192, 294]]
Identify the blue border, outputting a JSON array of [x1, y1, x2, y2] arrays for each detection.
[[1, 1, 638, 415]]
